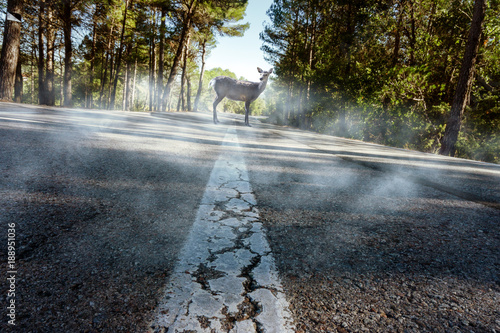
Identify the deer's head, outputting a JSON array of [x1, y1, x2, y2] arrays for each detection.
[[257, 67, 273, 82]]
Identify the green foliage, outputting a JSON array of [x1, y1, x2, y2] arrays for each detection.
[[13, 0, 499, 163], [261, 0, 500, 163], [16, 0, 249, 111]]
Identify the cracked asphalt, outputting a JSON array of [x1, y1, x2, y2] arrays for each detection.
[[150, 128, 293, 332], [1, 103, 499, 332]]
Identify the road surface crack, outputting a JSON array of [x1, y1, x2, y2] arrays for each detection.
[[150, 128, 294, 332], [192, 263, 226, 292]]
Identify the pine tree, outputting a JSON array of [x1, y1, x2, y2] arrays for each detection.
[[439, 0, 487, 156], [0, 0, 23, 101]]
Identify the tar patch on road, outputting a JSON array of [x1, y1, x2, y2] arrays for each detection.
[[149, 128, 294, 332]]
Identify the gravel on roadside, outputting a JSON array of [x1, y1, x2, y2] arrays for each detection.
[[259, 193, 500, 333]]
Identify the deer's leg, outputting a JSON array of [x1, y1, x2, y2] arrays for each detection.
[[213, 95, 224, 124], [244, 101, 251, 127]]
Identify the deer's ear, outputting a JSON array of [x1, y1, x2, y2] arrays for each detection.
[[257, 67, 263, 73], [269, 68, 273, 74]]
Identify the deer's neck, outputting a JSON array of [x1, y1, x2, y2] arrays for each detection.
[[258, 79, 268, 93]]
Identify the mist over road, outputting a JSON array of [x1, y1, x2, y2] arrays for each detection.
[[1, 103, 499, 332]]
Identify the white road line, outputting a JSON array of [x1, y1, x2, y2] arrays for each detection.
[[149, 127, 295, 333]]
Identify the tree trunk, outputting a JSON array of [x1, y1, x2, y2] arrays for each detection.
[[305, 5, 316, 130], [88, 6, 98, 108], [109, 0, 130, 110], [336, 1, 355, 136], [178, 36, 190, 111], [176, 89, 182, 111], [58, 44, 63, 105], [46, 6, 55, 106], [99, 23, 115, 109], [162, 0, 197, 111], [131, 56, 137, 110], [60, 64, 64, 105], [38, 0, 46, 105], [148, 25, 155, 111], [285, 83, 292, 123], [193, 38, 206, 112], [409, 0, 416, 66], [338, 98, 347, 136], [297, 83, 304, 128], [439, 0, 486, 157], [186, 76, 192, 111], [14, 49, 23, 102], [156, 7, 165, 111], [62, 0, 73, 107], [0, 0, 23, 101], [30, 41, 35, 103], [123, 45, 132, 111], [122, 60, 129, 111], [392, 0, 403, 66], [106, 50, 115, 107]]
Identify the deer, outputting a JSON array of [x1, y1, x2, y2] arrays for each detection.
[[209, 67, 273, 126]]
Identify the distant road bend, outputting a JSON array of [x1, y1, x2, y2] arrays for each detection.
[[1, 103, 498, 332]]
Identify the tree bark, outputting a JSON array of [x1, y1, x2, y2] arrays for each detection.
[[122, 59, 129, 111], [131, 56, 137, 110], [439, 0, 486, 156], [148, 20, 155, 111], [187, 75, 192, 111], [62, 0, 73, 107], [123, 45, 132, 111], [193, 38, 206, 112], [156, 7, 166, 111], [162, 0, 197, 111], [109, 0, 130, 110], [14, 48, 23, 102], [88, 6, 98, 108], [58, 44, 63, 105], [98, 22, 115, 109], [408, 0, 416, 66], [337, 2, 354, 136], [38, 0, 46, 105], [46, 6, 55, 106], [106, 50, 115, 107], [178, 35, 190, 111], [392, 0, 404, 66], [0, 0, 23, 101]]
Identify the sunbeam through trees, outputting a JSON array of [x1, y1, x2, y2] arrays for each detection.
[[0, 0, 498, 162]]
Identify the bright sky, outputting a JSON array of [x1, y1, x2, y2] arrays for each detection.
[[204, 0, 274, 81]]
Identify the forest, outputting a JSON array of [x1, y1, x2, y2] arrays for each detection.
[[261, 0, 499, 162], [0, 0, 250, 112], [0, 0, 498, 162]]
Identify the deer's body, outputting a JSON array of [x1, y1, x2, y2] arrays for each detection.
[[209, 67, 273, 126]]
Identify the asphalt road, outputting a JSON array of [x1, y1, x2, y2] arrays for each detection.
[[1, 103, 499, 332]]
